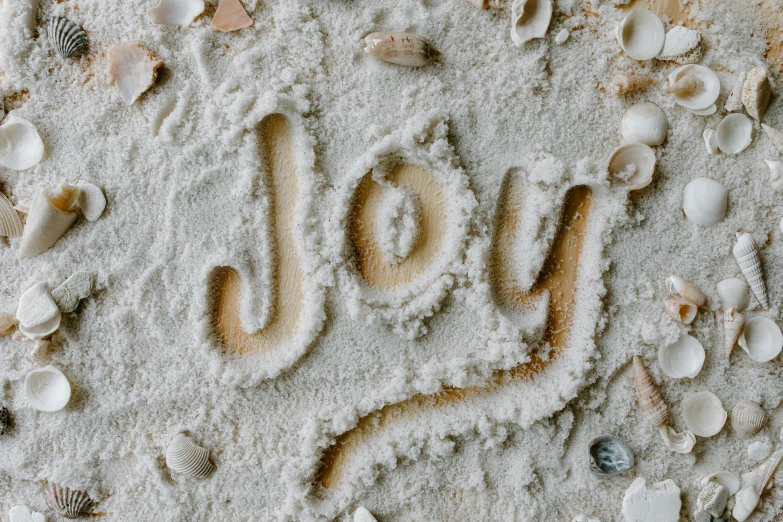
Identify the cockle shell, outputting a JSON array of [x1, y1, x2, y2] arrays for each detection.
[[9, 506, 46, 522], [0, 313, 18, 336], [748, 440, 774, 462], [742, 67, 772, 121], [765, 160, 783, 192], [210, 0, 252, 32], [664, 295, 697, 324], [656, 26, 702, 64], [682, 177, 728, 226], [0, 115, 45, 171], [723, 306, 744, 358], [364, 32, 438, 67], [147, 0, 204, 26], [621, 102, 667, 146], [19, 183, 80, 258], [354, 507, 377, 522], [732, 448, 783, 522], [615, 9, 665, 61], [702, 128, 717, 155], [683, 391, 727, 437], [632, 356, 667, 428], [0, 193, 23, 237], [726, 71, 747, 112], [667, 64, 720, 114], [587, 435, 634, 477], [466, 0, 503, 8], [52, 271, 93, 313], [717, 277, 750, 312], [511, 0, 552, 46], [666, 275, 706, 307], [610, 73, 653, 95], [16, 282, 61, 340], [107, 43, 163, 105], [44, 483, 94, 519], [761, 123, 783, 154], [733, 231, 768, 309], [696, 481, 729, 518], [621, 478, 681, 522], [74, 182, 106, 222], [24, 366, 71, 412], [738, 317, 782, 363], [659, 333, 705, 379], [608, 143, 656, 190], [716, 113, 752, 155], [166, 433, 215, 478], [666, 74, 702, 96], [47, 16, 88, 58]]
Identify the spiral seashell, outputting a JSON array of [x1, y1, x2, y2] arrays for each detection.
[[632, 356, 667, 428], [666, 74, 702, 95], [726, 71, 746, 112], [724, 306, 744, 358], [696, 480, 729, 518], [47, 17, 88, 58], [611, 73, 653, 95], [742, 67, 771, 121], [166, 433, 215, 478], [44, 483, 94, 519], [732, 231, 768, 309], [762, 123, 783, 154], [466, 0, 503, 8], [0, 193, 23, 237], [664, 295, 697, 324], [731, 400, 767, 438], [665, 275, 706, 307]]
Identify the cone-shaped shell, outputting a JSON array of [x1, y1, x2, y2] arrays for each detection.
[[210, 0, 252, 32], [0, 192, 23, 237], [664, 295, 697, 324], [19, 184, 79, 258], [633, 356, 668, 428], [742, 67, 771, 121], [732, 231, 768, 309], [726, 71, 746, 112], [733, 449, 783, 522], [762, 123, 783, 154], [44, 483, 94, 519], [166, 433, 215, 478], [724, 306, 744, 358], [364, 32, 438, 67], [731, 400, 767, 438], [666, 275, 706, 307]]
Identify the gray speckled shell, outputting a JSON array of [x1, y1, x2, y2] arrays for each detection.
[[48, 17, 88, 58]]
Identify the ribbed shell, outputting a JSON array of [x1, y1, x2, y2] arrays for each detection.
[[732, 400, 767, 437], [44, 483, 94, 519], [364, 32, 438, 67], [47, 17, 88, 58], [742, 67, 771, 121], [0, 193, 23, 237], [762, 123, 783, 155], [166, 433, 215, 478], [733, 232, 768, 309], [632, 356, 668, 428], [724, 307, 744, 358]]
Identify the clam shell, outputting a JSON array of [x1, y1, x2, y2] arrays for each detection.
[[683, 391, 727, 437], [210, 0, 252, 32], [764, 160, 783, 192], [587, 435, 634, 477], [107, 43, 163, 105], [667, 64, 720, 112], [555, 29, 569, 44], [364, 32, 438, 67], [19, 184, 80, 258], [664, 295, 697, 324], [761, 123, 783, 154], [44, 483, 94, 519], [666, 275, 706, 307], [0, 192, 23, 237], [147, 0, 204, 26], [742, 67, 771, 121], [656, 25, 702, 64], [702, 128, 717, 155], [23, 365, 71, 412], [354, 507, 377, 522], [716, 113, 753, 155], [726, 71, 747, 112], [701, 471, 741, 495], [9, 505, 45, 522], [682, 177, 728, 226], [16, 282, 61, 339], [632, 356, 668, 428], [74, 182, 106, 221], [0, 115, 45, 171], [615, 9, 664, 60], [738, 317, 782, 363], [659, 333, 704, 379], [748, 440, 773, 462], [717, 278, 750, 312], [733, 231, 768, 309], [52, 271, 93, 313], [610, 73, 653, 95], [47, 17, 88, 58], [621, 102, 667, 146], [696, 481, 729, 518], [511, 0, 552, 46], [166, 433, 215, 478], [608, 143, 656, 190], [723, 307, 744, 358]]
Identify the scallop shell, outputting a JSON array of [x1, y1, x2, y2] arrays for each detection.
[[587, 435, 634, 477], [615, 9, 664, 60], [659, 333, 705, 379], [210, 0, 253, 32], [24, 366, 71, 412], [147, 0, 204, 26], [16, 282, 61, 340], [742, 67, 772, 121], [0, 193, 23, 237], [682, 177, 728, 226], [702, 128, 717, 155], [665, 275, 707, 307], [733, 231, 768, 309], [0, 115, 45, 171], [9, 506, 45, 522], [656, 25, 702, 64], [19, 183, 80, 258], [47, 16, 88, 58], [664, 295, 697, 324], [716, 113, 752, 155], [761, 123, 783, 154], [701, 471, 741, 495], [52, 271, 93, 313], [364, 32, 438, 67], [738, 317, 782, 363], [732, 448, 783, 522], [696, 481, 729, 518], [511, 0, 552, 46], [166, 433, 215, 478], [610, 73, 653, 95], [107, 43, 163, 105], [632, 356, 668, 428], [717, 278, 750, 312], [764, 160, 783, 192], [608, 143, 656, 190], [466, 0, 503, 8], [44, 483, 94, 519], [621, 102, 667, 146], [75, 182, 106, 222], [0, 406, 10, 435], [724, 306, 744, 358], [354, 507, 377, 522], [726, 71, 747, 112], [667, 64, 720, 113], [683, 391, 727, 437]]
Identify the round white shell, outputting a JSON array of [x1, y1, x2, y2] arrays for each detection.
[[716, 278, 750, 312], [147, 0, 205, 26], [668, 65, 720, 111], [658, 333, 705, 378], [16, 282, 61, 339], [683, 391, 727, 437], [23, 365, 71, 412], [701, 471, 741, 495], [0, 115, 45, 171], [716, 113, 753, 155], [510, 0, 552, 46], [621, 102, 668, 146], [682, 177, 728, 226], [615, 9, 665, 61], [354, 507, 377, 522], [608, 143, 656, 190], [738, 317, 783, 363]]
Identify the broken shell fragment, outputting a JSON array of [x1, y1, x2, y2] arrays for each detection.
[[210, 0, 252, 32], [621, 477, 681, 522], [765, 160, 783, 192], [23, 365, 71, 412], [702, 128, 717, 155], [738, 317, 782, 363], [0, 115, 45, 171], [664, 295, 697, 324], [0, 193, 23, 237], [44, 483, 94, 519], [659, 333, 705, 379], [665, 275, 706, 307], [656, 25, 702, 64], [717, 277, 750, 312], [364, 32, 438, 67], [761, 123, 783, 154], [0, 313, 18, 336], [19, 183, 80, 258], [733, 231, 768, 309], [608, 143, 656, 190], [48, 16, 89, 59], [610, 73, 653, 95], [587, 435, 634, 477], [75, 182, 106, 222], [16, 282, 61, 340], [682, 177, 728, 226], [9, 506, 45, 522], [716, 113, 752, 155], [683, 391, 727, 437], [354, 507, 377, 522], [742, 67, 772, 121], [667, 64, 720, 113], [726, 71, 747, 112], [107, 43, 163, 105], [701, 471, 740, 495], [147, 0, 204, 26], [52, 272, 93, 313], [166, 433, 215, 478], [748, 440, 774, 462], [696, 481, 729, 518], [615, 9, 665, 61], [723, 306, 744, 358], [511, 0, 552, 46], [732, 448, 783, 522], [375, 186, 421, 264], [621, 102, 667, 146]]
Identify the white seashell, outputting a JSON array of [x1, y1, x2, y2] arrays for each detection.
[[555, 28, 569, 45], [9, 506, 46, 522], [0, 193, 23, 237], [764, 160, 783, 192], [166, 433, 215, 478], [761, 123, 783, 154], [702, 128, 717, 155], [607, 143, 656, 190], [632, 356, 667, 427], [587, 435, 634, 477], [615, 9, 665, 61], [658, 425, 696, 453], [16, 282, 61, 340], [726, 71, 747, 112], [23, 365, 71, 412], [738, 317, 782, 362], [664, 295, 697, 324], [354, 507, 377, 522], [716, 113, 752, 155], [701, 471, 741, 495], [696, 481, 729, 518], [610, 73, 653, 95], [621, 477, 681, 522], [733, 231, 768, 309], [466, 0, 504, 8], [107, 43, 163, 105], [0, 312, 18, 336], [364, 32, 438, 67], [683, 391, 727, 437], [74, 182, 106, 221], [210, 0, 252, 32], [375, 186, 421, 264], [621, 102, 667, 146], [511, 0, 552, 46], [742, 67, 772, 121], [47, 16, 88, 58], [687, 104, 717, 116], [19, 183, 80, 258], [665, 275, 706, 307], [147, 0, 204, 26], [748, 440, 774, 462], [51, 271, 93, 313], [667, 64, 720, 112], [659, 333, 705, 379], [723, 307, 744, 358], [30, 339, 51, 366], [682, 177, 728, 226], [0, 115, 45, 171], [656, 25, 702, 64], [732, 400, 768, 437], [717, 278, 750, 313], [732, 448, 783, 522], [44, 483, 94, 519]]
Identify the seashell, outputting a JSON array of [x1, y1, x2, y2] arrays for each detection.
[[621, 478, 681, 522], [761, 123, 783, 154], [511, 0, 552, 47], [726, 71, 747, 112], [683, 391, 727, 437], [23, 365, 71, 412], [716, 113, 752, 155], [764, 160, 783, 192], [0, 115, 45, 171], [702, 128, 717, 155], [30, 339, 51, 366], [733, 231, 768, 309], [466, 0, 503, 8], [665, 275, 706, 307], [717, 277, 750, 312], [607, 143, 655, 190], [44, 483, 94, 519], [587, 435, 634, 477], [696, 481, 729, 518], [0, 406, 10, 435], [354, 507, 377, 522], [52, 271, 93, 313], [667, 64, 720, 113], [147, 0, 204, 26], [732, 448, 783, 522], [610, 73, 653, 95], [658, 425, 696, 454], [47, 16, 88, 58], [666, 74, 703, 96], [621, 102, 667, 146], [615, 9, 664, 61], [0, 312, 17, 336], [364, 32, 438, 67], [748, 440, 774, 462], [16, 282, 61, 340], [15, 198, 31, 214], [632, 356, 668, 428], [656, 25, 702, 64], [9, 505, 46, 522], [74, 182, 106, 222], [664, 295, 697, 324], [659, 333, 705, 379], [702, 471, 741, 495], [210, 0, 252, 32], [0, 192, 23, 237], [682, 177, 728, 226], [688, 104, 717, 116], [723, 306, 744, 358], [738, 317, 782, 362], [107, 43, 163, 105], [555, 28, 569, 45], [19, 183, 80, 258], [166, 433, 215, 478], [742, 67, 772, 121]]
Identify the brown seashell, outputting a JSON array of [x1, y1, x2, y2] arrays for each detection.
[[0, 312, 18, 336], [732, 400, 767, 437], [723, 306, 744, 358], [742, 67, 771, 121], [633, 356, 668, 428], [0, 193, 23, 237], [664, 295, 697, 324], [666, 74, 703, 96], [210, 0, 252, 32], [44, 483, 95, 519], [364, 32, 438, 67], [611, 73, 654, 95]]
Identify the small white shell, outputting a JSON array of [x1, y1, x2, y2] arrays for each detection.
[[75, 182, 106, 221], [107, 43, 163, 105], [738, 317, 782, 363], [166, 433, 215, 478], [701, 471, 741, 495], [716, 113, 753, 155], [621, 102, 668, 146], [732, 400, 767, 438], [608, 143, 656, 190], [555, 29, 569, 44], [51, 271, 93, 313], [0, 115, 45, 171], [666, 275, 706, 307], [364, 32, 438, 67], [664, 295, 697, 324], [656, 25, 702, 64], [748, 440, 774, 462], [9, 505, 46, 522], [696, 481, 729, 518], [702, 128, 717, 155], [725, 71, 747, 112], [19, 183, 80, 258], [682, 177, 728, 226], [0, 193, 23, 237], [615, 9, 665, 61], [667, 64, 720, 112], [742, 67, 771, 121], [764, 160, 783, 192], [733, 231, 768, 309], [210, 0, 253, 32], [354, 507, 377, 522], [761, 123, 783, 154], [16, 282, 61, 340], [683, 391, 727, 437], [511, 0, 552, 46], [658, 333, 705, 379], [147, 0, 204, 26], [23, 365, 71, 412]]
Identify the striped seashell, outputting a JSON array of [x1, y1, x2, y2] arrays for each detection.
[[742, 67, 771, 121], [732, 400, 767, 437], [0, 193, 23, 237], [732, 231, 768, 309], [44, 483, 94, 519], [632, 356, 668, 428], [47, 17, 88, 58], [611, 73, 653, 95], [166, 433, 215, 478]]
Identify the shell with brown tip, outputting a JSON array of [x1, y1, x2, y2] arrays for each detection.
[[364, 32, 438, 67], [742, 67, 771, 121], [666, 275, 706, 307], [44, 483, 95, 519], [632, 356, 668, 428], [732, 400, 767, 438]]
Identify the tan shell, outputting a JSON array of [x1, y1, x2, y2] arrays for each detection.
[[0, 312, 18, 336], [44, 483, 95, 519], [611, 73, 653, 95], [633, 356, 668, 428], [0, 192, 23, 237], [107, 43, 163, 105], [210, 0, 252, 32], [742, 67, 771, 121], [732, 400, 767, 437], [664, 295, 697, 324], [724, 306, 744, 358], [364, 32, 438, 67], [762, 123, 783, 154], [666, 275, 706, 307], [666, 74, 702, 96]]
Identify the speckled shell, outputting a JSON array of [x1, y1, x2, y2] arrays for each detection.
[[47, 17, 88, 58], [732, 400, 767, 438], [742, 67, 771, 121], [166, 433, 215, 478], [732, 231, 768, 309], [0, 193, 22, 237], [44, 483, 94, 519], [632, 356, 668, 428]]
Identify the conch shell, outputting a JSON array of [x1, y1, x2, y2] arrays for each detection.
[[732, 448, 783, 522], [364, 32, 438, 67], [665, 275, 706, 307], [611, 73, 653, 95], [723, 306, 744, 358], [732, 231, 768, 309], [664, 295, 697, 324], [742, 67, 771, 121], [666, 74, 702, 96]]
